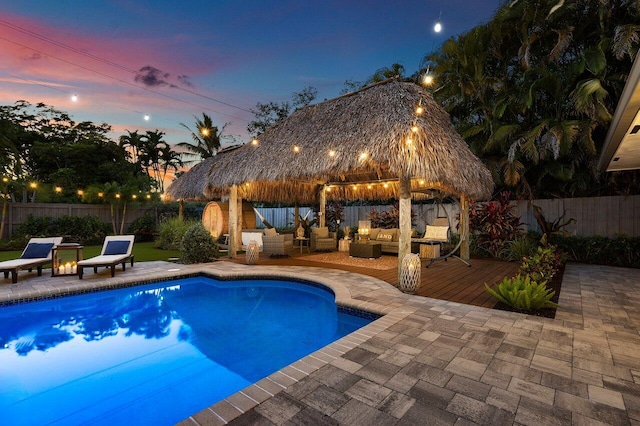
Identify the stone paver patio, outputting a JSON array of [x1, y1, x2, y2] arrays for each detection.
[[1, 261, 639, 425]]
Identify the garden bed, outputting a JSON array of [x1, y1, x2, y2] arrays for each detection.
[[493, 263, 565, 319]]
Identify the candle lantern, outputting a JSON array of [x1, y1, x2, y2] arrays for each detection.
[[246, 240, 259, 265], [399, 253, 421, 294]]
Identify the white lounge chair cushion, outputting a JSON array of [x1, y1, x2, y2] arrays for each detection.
[[78, 254, 131, 266]]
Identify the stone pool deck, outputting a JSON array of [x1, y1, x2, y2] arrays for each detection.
[[1, 261, 639, 425]]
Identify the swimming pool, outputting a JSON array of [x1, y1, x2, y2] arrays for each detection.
[[0, 275, 376, 425]]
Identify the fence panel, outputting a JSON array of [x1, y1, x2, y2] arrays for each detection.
[[1, 203, 153, 239], [3, 195, 639, 240]]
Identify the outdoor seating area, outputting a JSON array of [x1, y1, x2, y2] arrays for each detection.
[[0, 237, 62, 283]]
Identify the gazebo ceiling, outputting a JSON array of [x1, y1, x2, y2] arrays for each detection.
[[167, 78, 493, 203]]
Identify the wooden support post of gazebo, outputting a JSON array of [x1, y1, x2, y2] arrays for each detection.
[[459, 194, 470, 261], [319, 186, 326, 228], [228, 185, 238, 258], [398, 175, 412, 277]]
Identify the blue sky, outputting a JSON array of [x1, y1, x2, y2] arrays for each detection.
[[0, 0, 504, 147]]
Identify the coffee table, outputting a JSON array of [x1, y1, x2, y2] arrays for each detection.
[[349, 242, 382, 259]]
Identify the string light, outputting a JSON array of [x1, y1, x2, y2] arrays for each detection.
[[411, 125, 419, 133], [201, 128, 210, 137], [132, 194, 137, 199], [54, 186, 62, 193], [434, 0, 444, 33], [415, 103, 424, 115], [422, 72, 434, 86], [115, 193, 121, 199], [77, 189, 84, 196], [98, 192, 104, 197], [2, 177, 8, 182], [251, 138, 259, 146], [146, 194, 151, 199], [406, 137, 413, 147], [29, 182, 37, 189], [293, 145, 301, 153], [328, 149, 336, 157], [144, 114, 150, 121], [359, 152, 368, 161], [71, 94, 78, 102]]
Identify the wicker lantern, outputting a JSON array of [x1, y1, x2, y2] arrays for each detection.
[[246, 240, 259, 265], [399, 253, 421, 294]]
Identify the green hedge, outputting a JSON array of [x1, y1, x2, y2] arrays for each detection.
[[551, 234, 640, 268], [8, 214, 111, 246]]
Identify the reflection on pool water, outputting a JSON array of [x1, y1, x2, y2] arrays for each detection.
[[0, 276, 376, 426]]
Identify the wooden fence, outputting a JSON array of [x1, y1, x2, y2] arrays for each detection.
[[1, 203, 154, 239], [257, 195, 640, 238], [3, 195, 639, 239]]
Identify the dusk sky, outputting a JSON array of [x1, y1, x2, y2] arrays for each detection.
[[1, 0, 504, 148]]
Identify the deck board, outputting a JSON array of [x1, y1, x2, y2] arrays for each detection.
[[224, 252, 519, 309]]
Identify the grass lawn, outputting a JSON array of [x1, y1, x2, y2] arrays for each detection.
[[0, 242, 181, 263]]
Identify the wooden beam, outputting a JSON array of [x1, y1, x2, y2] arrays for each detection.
[[228, 185, 238, 258], [460, 194, 470, 261], [398, 174, 412, 279], [319, 186, 326, 227]]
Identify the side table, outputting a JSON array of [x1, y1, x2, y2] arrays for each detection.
[[52, 243, 84, 276], [338, 239, 351, 252], [295, 237, 310, 253]]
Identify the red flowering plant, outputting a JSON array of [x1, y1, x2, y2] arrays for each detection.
[[469, 191, 524, 259]]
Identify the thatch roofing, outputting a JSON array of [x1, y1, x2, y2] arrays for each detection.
[[168, 79, 493, 203]]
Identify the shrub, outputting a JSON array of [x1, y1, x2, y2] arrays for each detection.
[[50, 215, 110, 245], [13, 214, 109, 245], [157, 218, 198, 250], [128, 213, 157, 242], [504, 235, 539, 261], [180, 223, 218, 264], [551, 234, 640, 268], [519, 245, 565, 282], [485, 274, 558, 311], [469, 191, 524, 259], [13, 215, 53, 238], [367, 202, 416, 229]]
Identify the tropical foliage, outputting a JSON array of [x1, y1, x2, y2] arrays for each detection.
[[425, 0, 640, 198], [177, 113, 235, 162], [469, 191, 524, 258], [485, 274, 558, 311], [247, 86, 317, 136], [180, 223, 218, 264]]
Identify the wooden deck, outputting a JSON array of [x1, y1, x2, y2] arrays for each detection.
[[224, 252, 519, 309]]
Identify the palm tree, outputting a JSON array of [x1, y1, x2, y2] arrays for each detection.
[[139, 130, 165, 192], [158, 144, 183, 193], [427, 0, 640, 198], [177, 113, 232, 162], [118, 130, 143, 164]]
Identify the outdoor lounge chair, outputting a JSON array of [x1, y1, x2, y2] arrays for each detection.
[[77, 235, 135, 279], [0, 237, 62, 283], [311, 227, 337, 251]]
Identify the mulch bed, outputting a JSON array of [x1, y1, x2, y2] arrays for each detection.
[[493, 263, 565, 319]]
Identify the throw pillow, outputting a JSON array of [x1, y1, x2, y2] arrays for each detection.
[[376, 230, 394, 241], [424, 226, 449, 241], [315, 227, 329, 238], [21, 242, 53, 259], [264, 228, 277, 237], [104, 240, 131, 255], [368, 228, 380, 240]]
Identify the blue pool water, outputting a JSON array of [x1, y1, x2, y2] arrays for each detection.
[[0, 276, 375, 425]]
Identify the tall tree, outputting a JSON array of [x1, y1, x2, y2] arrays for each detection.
[[426, 0, 640, 198], [247, 86, 317, 136], [177, 113, 234, 162]]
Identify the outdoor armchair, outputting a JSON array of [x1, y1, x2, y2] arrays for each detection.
[[0, 237, 63, 283], [77, 235, 135, 279], [311, 227, 337, 251]]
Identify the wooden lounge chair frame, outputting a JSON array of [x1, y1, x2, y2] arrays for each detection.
[[78, 235, 135, 279], [0, 237, 63, 284]]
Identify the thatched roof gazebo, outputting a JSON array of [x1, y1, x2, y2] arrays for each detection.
[[167, 78, 493, 271]]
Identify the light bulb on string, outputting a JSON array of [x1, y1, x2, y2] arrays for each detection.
[[434, 21, 442, 33], [71, 94, 79, 102], [144, 114, 150, 121]]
